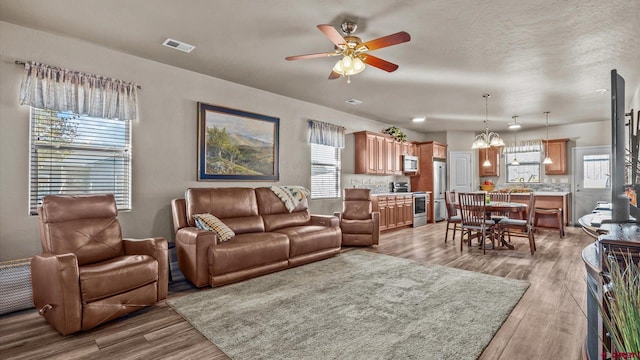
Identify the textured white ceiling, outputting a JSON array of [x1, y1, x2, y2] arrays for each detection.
[[1, 0, 639, 133]]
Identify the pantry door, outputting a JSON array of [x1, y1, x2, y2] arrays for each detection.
[[449, 151, 473, 193]]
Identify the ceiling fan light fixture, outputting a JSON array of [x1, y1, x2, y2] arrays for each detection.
[[332, 55, 366, 76]]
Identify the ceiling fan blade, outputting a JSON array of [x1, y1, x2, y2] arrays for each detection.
[[317, 24, 346, 47], [285, 52, 338, 61], [361, 31, 411, 51], [328, 71, 341, 80], [362, 54, 399, 72]]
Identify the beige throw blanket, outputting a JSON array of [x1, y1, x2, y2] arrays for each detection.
[[269, 186, 310, 212]]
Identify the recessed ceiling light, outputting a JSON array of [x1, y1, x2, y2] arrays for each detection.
[[162, 38, 196, 53], [412, 117, 426, 122], [345, 98, 363, 105], [596, 88, 607, 94]]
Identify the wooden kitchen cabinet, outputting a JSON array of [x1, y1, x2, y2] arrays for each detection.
[[478, 147, 500, 177], [544, 138, 569, 175], [372, 194, 414, 231], [410, 141, 447, 223], [433, 143, 447, 159], [354, 131, 413, 175]]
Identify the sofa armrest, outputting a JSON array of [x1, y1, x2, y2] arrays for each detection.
[[333, 212, 343, 222], [30, 253, 82, 335], [175, 227, 217, 287], [123, 237, 169, 300], [310, 214, 339, 228]]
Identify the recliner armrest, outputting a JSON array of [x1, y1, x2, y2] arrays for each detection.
[[31, 253, 82, 335], [333, 212, 343, 221], [123, 237, 169, 300], [310, 214, 339, 228]]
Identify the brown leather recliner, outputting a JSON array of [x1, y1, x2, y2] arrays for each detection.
[[31, 194, 168, 335], [334, 189, 380, 246]]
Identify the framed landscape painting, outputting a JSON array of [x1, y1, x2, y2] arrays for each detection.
[[197, 102, 279, 181]]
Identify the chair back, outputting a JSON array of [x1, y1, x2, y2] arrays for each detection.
[[525, 193, 536, 227], [489, 192, 511, 218], [38, 194, 124, 265], [458, 192, 488, 228], [342, 188, 372, 220], [489, 192, 510, 203], [444, 191, 458, 218]]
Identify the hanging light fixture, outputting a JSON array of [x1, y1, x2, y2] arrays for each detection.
[[471, 94, 505, 149], [332, 53, 366, 84], [543, 111, 553, 164], [510, 116, 520, 165]]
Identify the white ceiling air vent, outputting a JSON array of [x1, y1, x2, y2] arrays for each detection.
[[162, 38, 195, 53], [345, 98, 363, 105]]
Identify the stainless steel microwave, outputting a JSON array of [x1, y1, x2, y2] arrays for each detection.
[[403, 155, 419, 173]]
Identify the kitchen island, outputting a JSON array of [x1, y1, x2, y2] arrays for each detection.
[[509, 192, 571, 227]]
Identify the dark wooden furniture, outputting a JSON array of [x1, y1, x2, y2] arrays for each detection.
[[444, 191, 461, 243], [497, 193, 536, 255], [479, 147, 500, 177], [458, 193, 496, 254], [509, 192, 571, 226]]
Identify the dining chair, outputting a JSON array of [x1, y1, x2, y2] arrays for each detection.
[[444, 191, 461, 243], [497, 193, 536, 254], [488, 191, 511, 222], [458, 192, 496, 254]]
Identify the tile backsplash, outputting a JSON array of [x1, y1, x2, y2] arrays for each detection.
[[343, 174, 410, 194]]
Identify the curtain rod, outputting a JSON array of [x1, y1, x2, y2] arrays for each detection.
[[14, 60, 142, 90]]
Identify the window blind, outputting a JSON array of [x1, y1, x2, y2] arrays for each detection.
[[311, 143, 341, 199], [29, 108, 131, 214]]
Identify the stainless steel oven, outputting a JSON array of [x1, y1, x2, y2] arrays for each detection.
[[412, 192, 427, 227]]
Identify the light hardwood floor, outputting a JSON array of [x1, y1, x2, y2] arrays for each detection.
[[0, 223, 592, 359]]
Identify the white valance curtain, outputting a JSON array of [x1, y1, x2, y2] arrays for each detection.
[[308, 120, 345, 148], [19, 61, 139, 121], [505, 139, 543, 153]]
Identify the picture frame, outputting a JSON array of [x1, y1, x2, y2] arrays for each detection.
[[197, 102, 279, 181]]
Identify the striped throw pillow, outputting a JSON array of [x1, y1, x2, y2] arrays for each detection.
[[192, 213, 235, 243]]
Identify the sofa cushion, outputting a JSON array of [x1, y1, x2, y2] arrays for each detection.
[[341, 219, 374, 234], [255, 187, 310, 231], [186, 188, 264, 233], [79, 255, 157, 303], [208, 232, 289, 275], [273, 225, 341, 258], [193, 213, 235, 242]]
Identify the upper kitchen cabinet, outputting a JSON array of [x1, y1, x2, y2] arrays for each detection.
[[433, 143, 447, 159], [478, 147, 500, 177], [545, 138, 569, 175], [354, 131, 413, 175]]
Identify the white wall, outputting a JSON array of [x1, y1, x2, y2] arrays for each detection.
[[0, 21, 427, 260]]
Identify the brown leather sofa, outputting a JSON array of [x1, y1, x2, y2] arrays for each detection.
[[171, 187, 342, 287], [334, 188, 380, 246], [31, 194, 168, 335]]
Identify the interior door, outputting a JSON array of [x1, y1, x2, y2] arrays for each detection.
[[449, 151, 473, 193], [573, 146, 611, 224]]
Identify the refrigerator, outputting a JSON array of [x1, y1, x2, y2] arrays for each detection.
[[432, 160, 447, 222]]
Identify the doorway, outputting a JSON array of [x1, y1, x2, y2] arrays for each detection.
[[449, 151, 473, 193], [572, 146, 611, 224]]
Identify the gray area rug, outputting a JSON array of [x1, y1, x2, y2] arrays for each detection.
[[168, 251, 529, 360]]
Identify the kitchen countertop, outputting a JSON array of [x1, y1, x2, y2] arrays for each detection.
[[371, 192, 431, 196], [509, 191, 571, 196]]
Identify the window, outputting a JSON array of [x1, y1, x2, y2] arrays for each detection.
[[583, 154, 610, 188], [505, 151, 541, 183], [29, 108, 131, 214], [310, 143, 341, 199]]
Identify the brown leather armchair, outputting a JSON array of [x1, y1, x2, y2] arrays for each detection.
[[31, 194, 168, 335], [334, 189, 380, 246]]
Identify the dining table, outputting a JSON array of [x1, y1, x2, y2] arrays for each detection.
[[454, 201, 528, 250]]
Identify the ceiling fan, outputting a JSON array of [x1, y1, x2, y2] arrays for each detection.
[[285, 20, 411, 82]]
